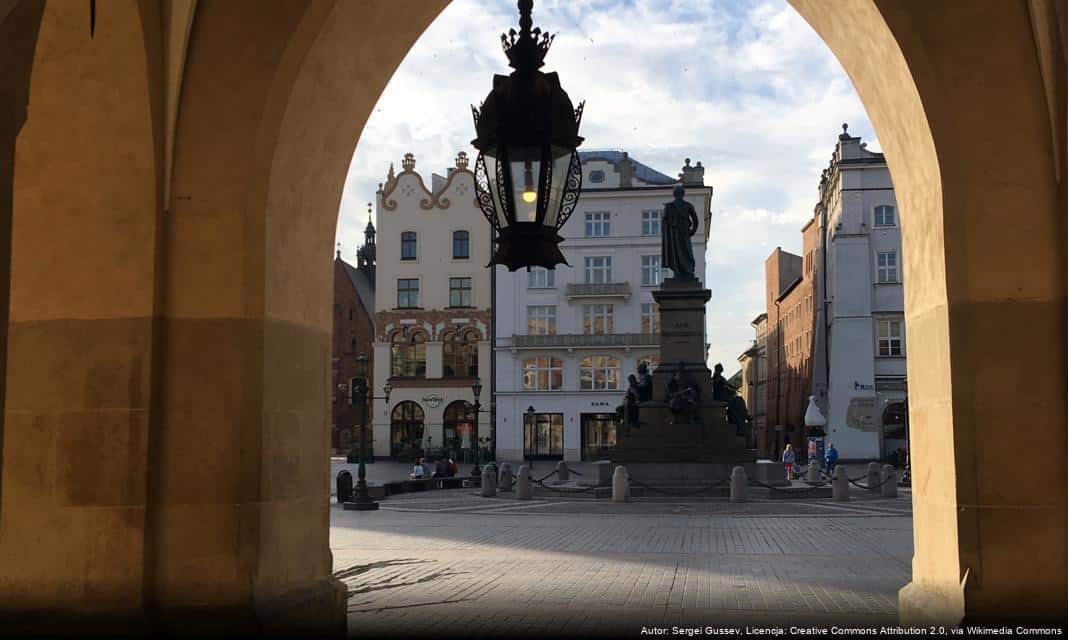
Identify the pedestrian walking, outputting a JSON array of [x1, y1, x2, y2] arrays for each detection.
[[782, 443, 796, 480], [825, 443, 839, 475]]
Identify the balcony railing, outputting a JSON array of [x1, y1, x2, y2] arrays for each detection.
[[565, 282, 631, 299], [512, 333, 659, 349]]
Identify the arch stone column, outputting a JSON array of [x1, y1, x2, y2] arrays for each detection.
[[792, 0, 1068, 624]]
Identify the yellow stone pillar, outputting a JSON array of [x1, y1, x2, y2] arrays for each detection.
[[792, 0, 1068, 623], [0, 0, 159, 620]]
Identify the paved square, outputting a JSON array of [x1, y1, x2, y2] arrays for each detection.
[[331, 490, 912, 637]]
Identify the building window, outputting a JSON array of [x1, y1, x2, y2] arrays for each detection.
[[877, 319, 904, 357], [582, 304, 614, 335], [585, 212, 610, 237], [390, 330, 427, 378], [527, 305, 557, 335], [584, 256, 612, 283], [527, 267, 555, 289], [874, 205, 896, 227], [401, 231, 417, 260], [641, 210, 660, 236], [443, 329, 478, 377], [522, 356, 563, 391], [390, 401, 425, 457], [449, 276, 472, 307], [877, 251, 898, 283], [641, 255, 661, 286], [397, 278, 419, 308], [580, 355, 620, 390], [641, 302, 660, 334], [589, 170, 606, 184], [452, 230, 470, 259]]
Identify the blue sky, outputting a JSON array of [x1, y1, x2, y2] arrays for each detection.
[[337, 0, 879, 371]]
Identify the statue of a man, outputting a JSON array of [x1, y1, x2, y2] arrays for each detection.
[[661, 184, 701, 281], [712, 363, 750, 436], [635, 361, 653, 402], [623, 374, 641, 432]]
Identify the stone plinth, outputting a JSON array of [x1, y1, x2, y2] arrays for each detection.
[[611, 278, 756, 474]]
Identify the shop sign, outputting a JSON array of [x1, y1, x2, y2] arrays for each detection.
[[846, 397, 878, 431]]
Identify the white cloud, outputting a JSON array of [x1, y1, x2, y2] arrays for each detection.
[[337, 0, 880, 371]]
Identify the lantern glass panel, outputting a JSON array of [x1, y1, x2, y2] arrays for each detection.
[[543, 146, 572, 230], [508, 147, 542, 224], [482, 153, 510, 229]]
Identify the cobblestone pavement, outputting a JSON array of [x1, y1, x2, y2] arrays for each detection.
[[332, 490, 912, 638]]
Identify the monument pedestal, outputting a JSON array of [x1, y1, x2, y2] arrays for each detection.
[[610, 278, 762, 484]]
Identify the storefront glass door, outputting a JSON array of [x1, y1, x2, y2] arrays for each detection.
[[581, 413, 617, 460], [523, 413, 564, 459]]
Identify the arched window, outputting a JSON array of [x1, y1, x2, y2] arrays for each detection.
[[442, 400, 476, 455], [452, 230, 470, 259], [390, 401, 425, 457], [580, 355, 620, 390], [443, 329, 479, 377], [523, 356, 563, 390], [390, 330, 426, 378], [401, 231, 417, 260]]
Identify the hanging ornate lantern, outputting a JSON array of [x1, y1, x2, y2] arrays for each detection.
[[471, 0, 585, 271]]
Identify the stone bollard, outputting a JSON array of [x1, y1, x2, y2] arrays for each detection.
[[516, 465, 533, 500], [556, 460, 569, 483], [730, 466, 748, 503], [612, 465, 629, 503], [498, 463, 514, 492], [481, 465, 497, 497], [832, 465, 850, 501], [881, 465, 898, 498], [806, 462, 821, 483], [866, 461, 881, 494]]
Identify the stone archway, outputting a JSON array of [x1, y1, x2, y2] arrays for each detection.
[[0, 0, 1064, 632]]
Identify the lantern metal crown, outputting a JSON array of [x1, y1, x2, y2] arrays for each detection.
[[471, 0, 585, 271]]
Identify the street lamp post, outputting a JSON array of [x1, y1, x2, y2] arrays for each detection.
[[344, 354, 391, 511], [525, 405, 536, 470], [470, 377, 484, 476], [470, 0, 585, 271]]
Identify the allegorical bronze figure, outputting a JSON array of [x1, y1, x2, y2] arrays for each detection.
[[661, 184, 701, 281]]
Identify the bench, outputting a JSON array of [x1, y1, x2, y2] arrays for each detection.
[[379, 475, 480, 498]]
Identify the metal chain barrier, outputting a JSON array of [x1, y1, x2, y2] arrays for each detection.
[[534, 469, 556, 483]]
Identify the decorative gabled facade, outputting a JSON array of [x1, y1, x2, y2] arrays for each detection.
[[814, 126, 907, 461], [759, 125, 906, 462], [371, 152, 492, 461], [493, 151, 712, 463]]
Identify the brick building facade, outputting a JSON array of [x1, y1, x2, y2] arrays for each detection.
[[762, 216, 819, 460], [331, 218, 376, 454]]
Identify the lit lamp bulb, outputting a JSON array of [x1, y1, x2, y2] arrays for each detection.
[[521, 160, 537, 220]]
